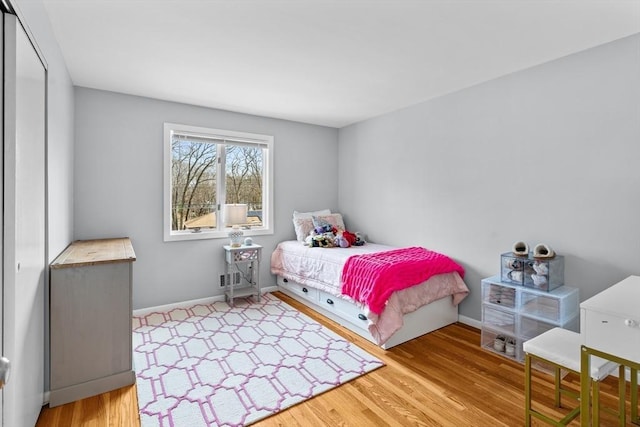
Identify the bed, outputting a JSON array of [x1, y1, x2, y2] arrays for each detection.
[[271, 240, 469, 349]]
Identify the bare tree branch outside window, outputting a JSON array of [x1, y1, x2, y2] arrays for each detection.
[[171, 139, 264, 231], [226, 146, 263, 208], [171, 139, 217, 230]]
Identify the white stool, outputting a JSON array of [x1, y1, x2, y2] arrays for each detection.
[[524, 327, 626, 426]]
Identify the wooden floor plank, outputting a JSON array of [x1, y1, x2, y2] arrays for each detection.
[[37, 291, 637, 426]]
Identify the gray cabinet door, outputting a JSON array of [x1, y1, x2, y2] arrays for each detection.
[[50, 263, 132, 389]]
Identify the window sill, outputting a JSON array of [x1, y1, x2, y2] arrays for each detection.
[[163, 228, 272, 242]]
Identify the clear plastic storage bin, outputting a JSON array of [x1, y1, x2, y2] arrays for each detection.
[[482, 282, 517, 309], [500, 253, 564, 291], [481, 327, 520, 361], [482, 305, 516, 334], [520, 314, 578, 341], [480, 276, 579, 363], [500, 253, 533, 286], [520, 286, 579, 323]]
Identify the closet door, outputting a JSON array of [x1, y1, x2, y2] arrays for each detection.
[[2, 12, 47, 427], [0, 14, 3, 426]]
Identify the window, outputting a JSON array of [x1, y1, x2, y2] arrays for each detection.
[[164, 123, 273, 241]]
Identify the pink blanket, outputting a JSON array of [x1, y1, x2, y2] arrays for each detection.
[[341, 246, 465, 315]]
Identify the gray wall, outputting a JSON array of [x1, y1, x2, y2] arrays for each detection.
[[74, 88, 338, 309], [338, 34, 640, 321], [73, 33, 639, 320]]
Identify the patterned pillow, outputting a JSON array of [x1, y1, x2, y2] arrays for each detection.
[[292, 209, 331, 220], [293, 213, 345, 242]]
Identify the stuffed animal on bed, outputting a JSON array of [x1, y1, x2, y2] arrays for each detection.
[[304, 215, 366, 248], [335, 234, 350, 248], [304, 226, 334, 247], [309, 232, 335, 247], [312, 215, 336, 233], [334, 230, 355, 248]]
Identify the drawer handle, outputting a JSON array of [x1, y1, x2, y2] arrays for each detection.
[[302, 287, 308, 293], [283, 278, 288, 283], [326, 298, 334, 305], [625, 319, 637, 327], [358, 314, 366, 321]]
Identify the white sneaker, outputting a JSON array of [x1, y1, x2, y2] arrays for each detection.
[[533, 262, 548, 275], [508, 270, 523, 283], [504, 258, 523, 270], [531, 274, 548, 289], [505, 339, 516, 357]]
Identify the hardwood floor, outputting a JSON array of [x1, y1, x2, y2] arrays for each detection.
[[37, 291, 635, 426]]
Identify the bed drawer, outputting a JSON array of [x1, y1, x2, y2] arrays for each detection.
[[318, 290, 369, 329], [277, 277, 318, 302]]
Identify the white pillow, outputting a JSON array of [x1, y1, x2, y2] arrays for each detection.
[[293, 209, 331, 219], [293, 213, 345, 242]]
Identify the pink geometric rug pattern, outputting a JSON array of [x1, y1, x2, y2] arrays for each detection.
[[132, 293, 384, 426]]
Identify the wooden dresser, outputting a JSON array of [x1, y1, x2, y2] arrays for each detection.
[[49, 238, 136, 407]]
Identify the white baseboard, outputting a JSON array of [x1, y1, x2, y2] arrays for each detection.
[[133, 295, 225, 316], [133, 287, 278, 316], [458, 314, 481, 329]]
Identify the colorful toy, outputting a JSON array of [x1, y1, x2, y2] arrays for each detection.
[[304, 224, 366, 248]]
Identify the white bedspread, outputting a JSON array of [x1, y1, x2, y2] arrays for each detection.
[[270, 240, 469, 345]]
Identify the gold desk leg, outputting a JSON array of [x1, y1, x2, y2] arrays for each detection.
[[619, 365, 626, 426], [632, 367, 639, 425], [581, 346, 640, 426], [524, 354, 532, 427], [581, 346, 593, 426], [555, 365, 561, 407]]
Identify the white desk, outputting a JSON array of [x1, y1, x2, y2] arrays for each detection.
[[580, 275, 640, 426]]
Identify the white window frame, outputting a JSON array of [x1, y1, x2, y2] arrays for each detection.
[[163, 122, 274, 242]]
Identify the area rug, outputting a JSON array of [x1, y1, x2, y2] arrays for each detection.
[[132, 293, 384, 426]]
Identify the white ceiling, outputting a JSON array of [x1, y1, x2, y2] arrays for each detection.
[[41, 0, 640, 128]]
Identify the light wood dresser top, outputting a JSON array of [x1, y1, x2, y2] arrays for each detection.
[[51, 237, 136, 269]]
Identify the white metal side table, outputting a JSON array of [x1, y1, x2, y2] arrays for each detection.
[[223, 244, 262, 306]]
